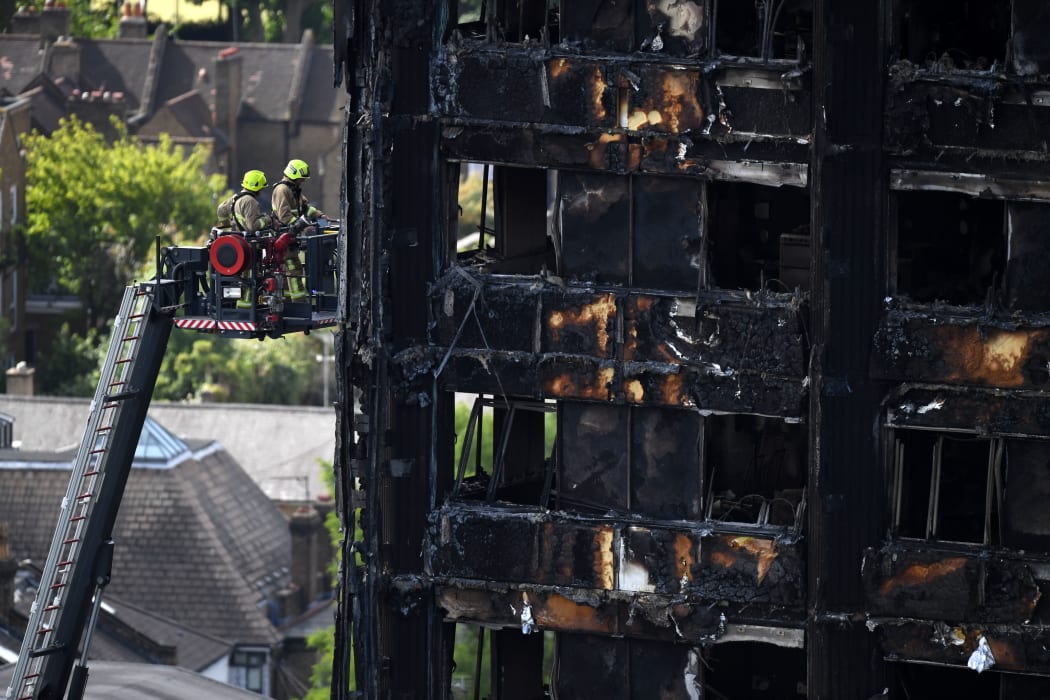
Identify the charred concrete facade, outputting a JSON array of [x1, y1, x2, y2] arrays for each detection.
[[332, 0, 1050, 697]]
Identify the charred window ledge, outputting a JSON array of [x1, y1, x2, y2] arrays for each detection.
[[873, 303, 1050, 389], [426, 502, 805, 612], [891, 170, 1050, 201], [431, 578, 805, 648], [870, 618, 1050, 676], [443, 125, 809, 181], [885, 384, 1050, 438], [417, 270, 807, 415]]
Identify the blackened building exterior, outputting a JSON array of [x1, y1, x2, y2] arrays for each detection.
[[332, 0, 1050, 697]]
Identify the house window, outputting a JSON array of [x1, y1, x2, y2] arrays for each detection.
[[890, 430, 1003, 545], [229, 649, 268, 694]]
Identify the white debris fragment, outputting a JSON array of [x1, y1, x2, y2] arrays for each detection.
[[520, 600, 535, 635], [916, 399, 945, 414], [650, 34, 664, 52], [676, 142, 688, 162], [967, 635, 995, 673]]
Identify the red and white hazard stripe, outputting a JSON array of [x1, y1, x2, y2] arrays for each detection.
[[175, 318, 216, 330], [315, 316, 337, 326], [216, 320, 258, 331], [175, 318, 258, 332]]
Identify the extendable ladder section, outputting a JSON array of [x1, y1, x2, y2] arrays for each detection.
[[6, 284, 172, 700]]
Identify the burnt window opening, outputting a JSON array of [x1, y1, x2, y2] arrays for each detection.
[[453, 624, 556, 699], [452, 395, 557, 506], [703, 414, 807, 528], [1000, 440, 1050, 551], [895, 0, 1009, 70], [1005, 201, 1050, 312], [702, 642, 807, 698], [453, 163, 554, 275], [890, 430, 1003, 545], [448, 0, 556, 41], [894, 191, 1005, 306], [707, 181, 811, 293], [892, 662, 1001, 698], [713, 0, 813, 61], [557, 404, 704, 520]]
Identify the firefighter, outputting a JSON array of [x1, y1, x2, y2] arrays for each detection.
[[216, 169, 272, 235], [270, 159, 325, 300], [215, 170, 272, 309]]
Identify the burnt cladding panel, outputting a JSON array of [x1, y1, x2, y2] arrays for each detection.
[[632, 176, 703, 293], [896, 0, 1009, 68], [560, 172, 631, 284], [718, 86, 811, 138], [559, 403, 629, 511], [630, 407, 702, 520], [456, 55, 547, 122]]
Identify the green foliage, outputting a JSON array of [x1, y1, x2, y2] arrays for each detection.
[[456, 167, 495, 248], [153, 330, 332, 404], [23, 116, 227, 329], [35, 323, 104, 396], [66, 0, 120, 37]]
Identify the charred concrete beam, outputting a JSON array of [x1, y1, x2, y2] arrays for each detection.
[[415, 270, 808, 416], [884, 384, 1050, 438], [891, 169, 1050, 202], [872, 303, 1050, 389], [885, 66, 1050, 176], [873, 618, 1050, 675], [433, 45, 811, 175], [434, 580, 805, 648], [426, 502, 806, 607], [441, 124, 809, 182], [862, 544, 1041, 624]]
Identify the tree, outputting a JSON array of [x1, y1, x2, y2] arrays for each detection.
[[23, 116, 227, 329]]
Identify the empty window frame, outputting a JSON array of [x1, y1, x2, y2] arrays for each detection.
[[707, 180, 811, 293], [702, 642, 806, 698], [894, 0, 1009, 70], [703, 414, 807, 528], [713, 0, 813, 61], [452, 163, 553, 275], [890, 429, 1003, 545], [894, 191, 1005, 306], [450, 0, 552, 42], [452, 394, 557, 505], [892, 662, 1001, 698]]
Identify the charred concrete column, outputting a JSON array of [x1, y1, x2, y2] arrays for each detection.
[[808, 0, 889, 696]]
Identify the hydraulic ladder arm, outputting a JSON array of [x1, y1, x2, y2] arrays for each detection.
[[5, 283, 173, 700]]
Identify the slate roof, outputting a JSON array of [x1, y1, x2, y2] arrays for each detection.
[[0, 429, 289, 646], [0, 36, 45, 94], [0, 396, 336, 502], [0, 660, 267, 699], [99, 596, 232, 671], [74, 38, 152, 110], [0, 33, 340, 126]]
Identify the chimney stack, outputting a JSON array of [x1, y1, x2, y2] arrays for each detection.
[[6, 362, 34, 396]]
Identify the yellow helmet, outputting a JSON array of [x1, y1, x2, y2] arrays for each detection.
[[284, 158, 310, 180], [241, 169, 267, 192]]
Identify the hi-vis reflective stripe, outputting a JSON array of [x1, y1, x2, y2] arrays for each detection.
[[174, 318, 258, 332]]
